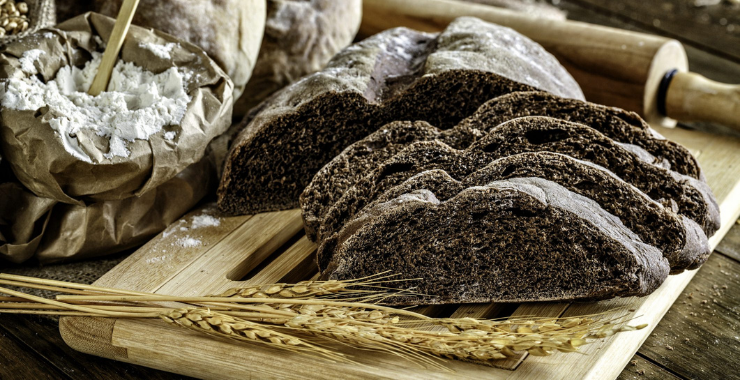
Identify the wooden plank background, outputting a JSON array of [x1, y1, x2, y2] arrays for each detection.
[[1, 0, 739, 379]]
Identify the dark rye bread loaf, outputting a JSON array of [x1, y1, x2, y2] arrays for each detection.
[[218, 17, 584, 215], [300, 122, 477, 241], [467, 118, 719, 234], [322, 178, 670, 304], [315, 153, 709, 275], [316, 117, 719, 253], [300, 92, 702, 240], [461, 91, 703, 179]]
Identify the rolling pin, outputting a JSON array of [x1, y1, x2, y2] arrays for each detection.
[[362, 0, 740, 130]]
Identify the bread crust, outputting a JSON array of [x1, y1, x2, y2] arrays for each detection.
[[315, 152, 709, 275], [301, 91, 704, 240], [218, 18, 584, 215]]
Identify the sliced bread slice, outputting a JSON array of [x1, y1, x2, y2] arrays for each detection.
[[460, 91, 703, 179], [316, 152, 709, 274], [322, 178, 670, 304], [317, 117, 718, 253], [300, 121, 482, 241], [301, 91, 704, 240], [470, 117, 719, 234]]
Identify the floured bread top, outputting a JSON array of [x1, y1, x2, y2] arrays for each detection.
[[1, 50, 191, 162]]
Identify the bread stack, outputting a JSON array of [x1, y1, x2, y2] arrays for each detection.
[[219, 17, 719, 304]]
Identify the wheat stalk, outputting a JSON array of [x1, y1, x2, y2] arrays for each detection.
[[53, 294, 432, 320], [160, 308, 350, 362], [236, 302, 401, 325], [0, 273, 649, 369], [215, 272, 419, 303], [282, 312, 649, 367], [218, 280, 349, 299]]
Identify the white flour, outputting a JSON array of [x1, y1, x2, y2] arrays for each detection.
[[146, 255, 168, 264], [140, 42, 178, 60], [19, 49, 45, 74], [176, 236, 202, 248], [164, 131, 177, 141], [191, 214, 220, 228], [1, 52, 191, 162], [94, 36, 107, 49]]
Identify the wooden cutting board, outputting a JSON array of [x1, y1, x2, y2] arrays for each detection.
[[59, 123, 740, 380]]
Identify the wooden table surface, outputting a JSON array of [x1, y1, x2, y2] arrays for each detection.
[[1, 1, 738, 379]]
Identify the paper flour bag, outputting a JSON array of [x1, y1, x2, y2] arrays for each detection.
[[0, 12, 233, 205], [0, 146, 218, 264]]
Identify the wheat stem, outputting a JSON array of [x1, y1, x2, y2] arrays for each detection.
[[0, 310, 116, 317], [161, 309, 351, 363], [54, 295, 431, 320], [0, 286, 159, 318], [0, 273, 648, 369], [0, 274, 148, 296], [0, 296, 27, 302], [0, 278, 114, 296]]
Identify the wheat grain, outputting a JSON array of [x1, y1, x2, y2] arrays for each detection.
[[217, 280, 349, 299], [215, 273, 420, 303], [1, 273, 649, 369], [161, 308, 349, 362], [216, 301, 401, 326], [283, 313, 646, 365]]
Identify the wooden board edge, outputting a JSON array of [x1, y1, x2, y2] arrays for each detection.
[[582, 180, 740, 380], [56, 176, 740, 380], [509, 180, 740, 379], [107, 318, 516, 380], [59, 316, 128, 361]]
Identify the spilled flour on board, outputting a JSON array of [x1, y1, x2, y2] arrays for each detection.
[[0, 52, 191, 163], [191, 214, 221, 229], [146, 255, 168, 264], [176, 236, 202, 248], [161, 209, 222, 244]]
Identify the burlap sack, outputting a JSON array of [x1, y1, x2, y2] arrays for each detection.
[[0, 148, 218, 264], [0, 12, 233, 205]]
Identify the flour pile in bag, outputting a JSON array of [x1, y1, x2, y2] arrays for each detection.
[[18, 49, 45, 74], [0, 52, 191, 162], [139, 42, 179, 60]]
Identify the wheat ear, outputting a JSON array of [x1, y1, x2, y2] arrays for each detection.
[[160, 308, 350, 362]]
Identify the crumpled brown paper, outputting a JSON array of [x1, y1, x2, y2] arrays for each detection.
[[0, 181, 56, 263], [0, 146, 218, 264], [0, 12, 233, 205]]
